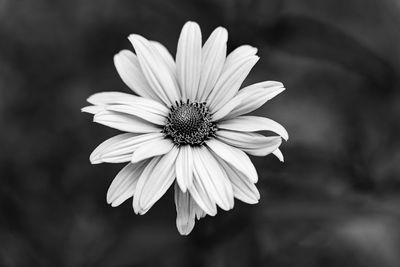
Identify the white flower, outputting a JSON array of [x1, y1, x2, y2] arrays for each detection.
[[83, 21, 288, 235]]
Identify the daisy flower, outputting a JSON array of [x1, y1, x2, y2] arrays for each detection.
[[82, 21, 288, 235]]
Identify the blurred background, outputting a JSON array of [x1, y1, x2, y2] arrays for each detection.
[[1, 0, 400, 266]]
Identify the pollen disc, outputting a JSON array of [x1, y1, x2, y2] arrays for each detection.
[[163, 100, 217, 146]]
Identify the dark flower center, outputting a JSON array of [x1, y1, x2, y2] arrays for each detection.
[[163, 100, 217, 146]]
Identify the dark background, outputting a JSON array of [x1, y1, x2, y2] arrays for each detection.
[[1, 0, 400, 266]]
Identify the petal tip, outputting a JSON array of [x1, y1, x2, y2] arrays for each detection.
[[284, 133, 289, 141], [127, 33, 140, 40], [89, 153, 101, 164], [86, 95, 95, 105], [127, 34, 145, 46], [244, 45, 258, 55], [110, 202, 120, 207], [113, 50, 126, 64], [132, 201, 141, 214], [215, 26, 228, 38], [89, 158, 101, 165], [177, 225, 193, 236], [81, 106, 91, 113], [184, 21, 200, 28]]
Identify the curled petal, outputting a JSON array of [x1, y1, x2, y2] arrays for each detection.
[[107, 161, 148, 207], [133, 147, 179, 214], [114, 50, 160, 101], [217, 130, 282, 156], [192, 147, 234, 211], [218, 115, 289, 141], [219, 81, 285, 120], [90, 133, 137, 164], [131, 138, 174, 163], [207, 55, 259, 112], [106, 104, 167, 125], [93, 110, 160, 133], [189, 166, 217, 216], [81, 105, 104, 114], [216, 158, 260, 204], [128, 34, 180, 105], [90, 133, 165, 164], [273, 148, 284, 162], [87, 92, 169, 116], [206, 139, 258, 183]]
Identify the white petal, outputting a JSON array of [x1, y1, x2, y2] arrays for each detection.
[[133, 147, 179, 214], [273, 148, 284, 162], [188, 163, 217, 216], [106, 104, 167, 125], [174, 183, 196, 235], [206, 139, 258, 183], [194, 205, 206, 220], [81, 105, 104, 114], [220, 81, 285, 120], [128, 34, 180, 105], [223, 45, 258, 72], [93, 110, 160, 133], [192, 146, 234, 211], [131, 138, 174, 163], [216, 158, 260, 204], [114, 50, 160, 101], [197, 27, 228, 101], [207, 54, 259, 112], [217, 130, 282, 156], [211, 95, 241, 122], [100, 154, 132, 164], [90, 133, 137, 164], [87, 92, 169, 116], [175, 145, 193, 192], [91, 132, 165, 164], [106, 161, 148, 207], [176, 21, 202, 101], [101, 133, 165, 159], [150, 41, 176, 76], [218, 115, 289, 141], [87, 91, 132, 105]]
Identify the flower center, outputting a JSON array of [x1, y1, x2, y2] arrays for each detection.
[[163, 100, 217, 146]]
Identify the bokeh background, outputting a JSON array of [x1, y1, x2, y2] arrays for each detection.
[[1, 0, 400, 266]]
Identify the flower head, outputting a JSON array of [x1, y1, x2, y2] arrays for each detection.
[[83, 21, 288, 235]]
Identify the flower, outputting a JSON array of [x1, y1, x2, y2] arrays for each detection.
[[82, 21, 288, 235]]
